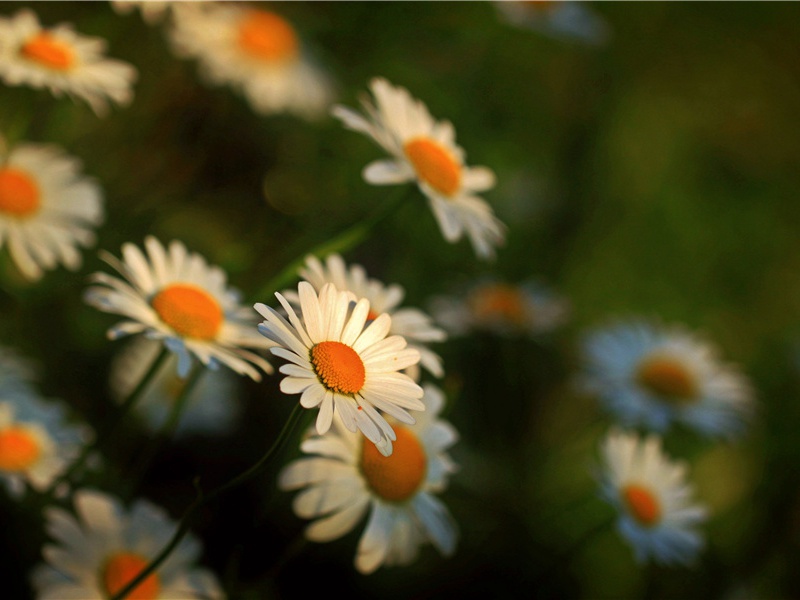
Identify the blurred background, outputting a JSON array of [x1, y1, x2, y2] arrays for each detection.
[[1, 1, 800, 598]]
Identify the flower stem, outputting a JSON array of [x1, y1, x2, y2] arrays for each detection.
[[111, 402, 310, 600], [44, 346, 171, 497]]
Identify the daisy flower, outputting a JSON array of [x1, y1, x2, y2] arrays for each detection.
[[0, 9, 136, 116], [580, 319, 755, 438], [284, 253, 446, 380], [84, 236, 274, 381], [110, 337, 241, 438], [494, 1, 610, 46], [597, 428, 707, 566], [168, 2, 334, 119], [430, 279, 569, 337], [332, 77, 505, 260], [31, 488, 223, 599], [0, 141, 103, 281], [0, 395, 92, 498], [255, 281, 424, 457], [279, 383, 458, 574]]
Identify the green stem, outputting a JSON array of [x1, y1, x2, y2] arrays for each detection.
[[111, 403, 309, 600], [45, 346, 171, 497]]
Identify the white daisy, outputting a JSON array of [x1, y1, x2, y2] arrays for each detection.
[[494, 1, 610, 45], [332, 77, 505, 260], [0, 395, 91, 498], [110, 337, 241, 438], [0, 9, 136, 116], [168, 2, 333, 119], [84, 236, 274, 381], [430, 279, 569, 337], [0, 141, 103, 281], [581, 319, 755, 438], [284, 253, 446, 380], [255, 281, 424, 457], [597, 428, 707, 566], [279, 383, 458, 574], [110, 1, 173, 25], [31, 488, 223, 599]]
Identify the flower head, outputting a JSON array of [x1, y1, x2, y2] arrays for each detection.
[[580, 319, 755, 438], [84, 236, 274, 381], [597, 429, 707, 566], [284, 253, 446, 380], [255, 281, 424, 456], [332, 77, 505, 259], [0, 9, 136, 116], [168, 3, 334, 119], [0, 141, 103, 281], [279, 384, 458, 573], [31, 489, 223, 599]]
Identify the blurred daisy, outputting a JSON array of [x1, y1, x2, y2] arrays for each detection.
[[168, 2, 333, 119], [0, 344, 38, 401], [255, 282, 424, 456], [0, 9, 136, 116], [32, 488, 223, 599], [110, 1, 172, 25], [284, 253, 446, 380], [0, 395, 91, 498], [0, 141, 103, 281], [494, 1, 610, 45], [581, 319, 754, 437], [431, 279, 568, 337], [84, 236, 274, 381], [332, 77, 505, 260], [110, 337, 241, 438], [279, 383, 458, 574], [597, 428, 707, 566]]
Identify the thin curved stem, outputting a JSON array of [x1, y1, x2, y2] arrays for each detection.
[[111, 403, 309, 600]]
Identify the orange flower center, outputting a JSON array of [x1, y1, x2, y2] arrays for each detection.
[[469, 284, 527, 325], [522, 0, 557, 13], [361, 426, 427, 502], [20, 33, 75, 70], [101, 552, 161, 600], [622, 484, 661, 527], [0, 426, 41, 472], [309, 341, 365, 395], [404, 137, 462, 197], [636, 354, 697, 402], [0, 168, 41, 217], [237, 10, 299, 63], [366, 309, 380, 322], [151, 284, 223, 340]]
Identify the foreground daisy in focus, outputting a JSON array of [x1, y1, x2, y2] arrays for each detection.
[[255, 282, 424, 456], [494, 0, 610, 45], [597, 429, 707, 566], [110, 337, 242, 438], [0, 9, 136, 116], [32, 489, 223, 599], [581, 319, 754, 438], [332, 77, 505, 259], [284, 253, 446, 379], [168, 3, 333, 119], [431, 279, 569, 337], [280, 384, 458, 573], [0, 394, 91, 497], [0, 141, 103, 281], [84, 236, 274, 380]]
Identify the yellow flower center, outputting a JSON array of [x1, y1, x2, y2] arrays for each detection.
[[360, 426, 427, 502], [20, 33, 75, 70], [636, 354, 698, 402], [101, 552, 161, 600], [404, 137, 462, 197], [469, 284, 527, 325], [309, 341, 365, 395], [237, 10, 299, 63], [151, 284, 223, 340], [0, 426, 41, 472], [622, 484, 661, 527], [0, 168, 41, 217]]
